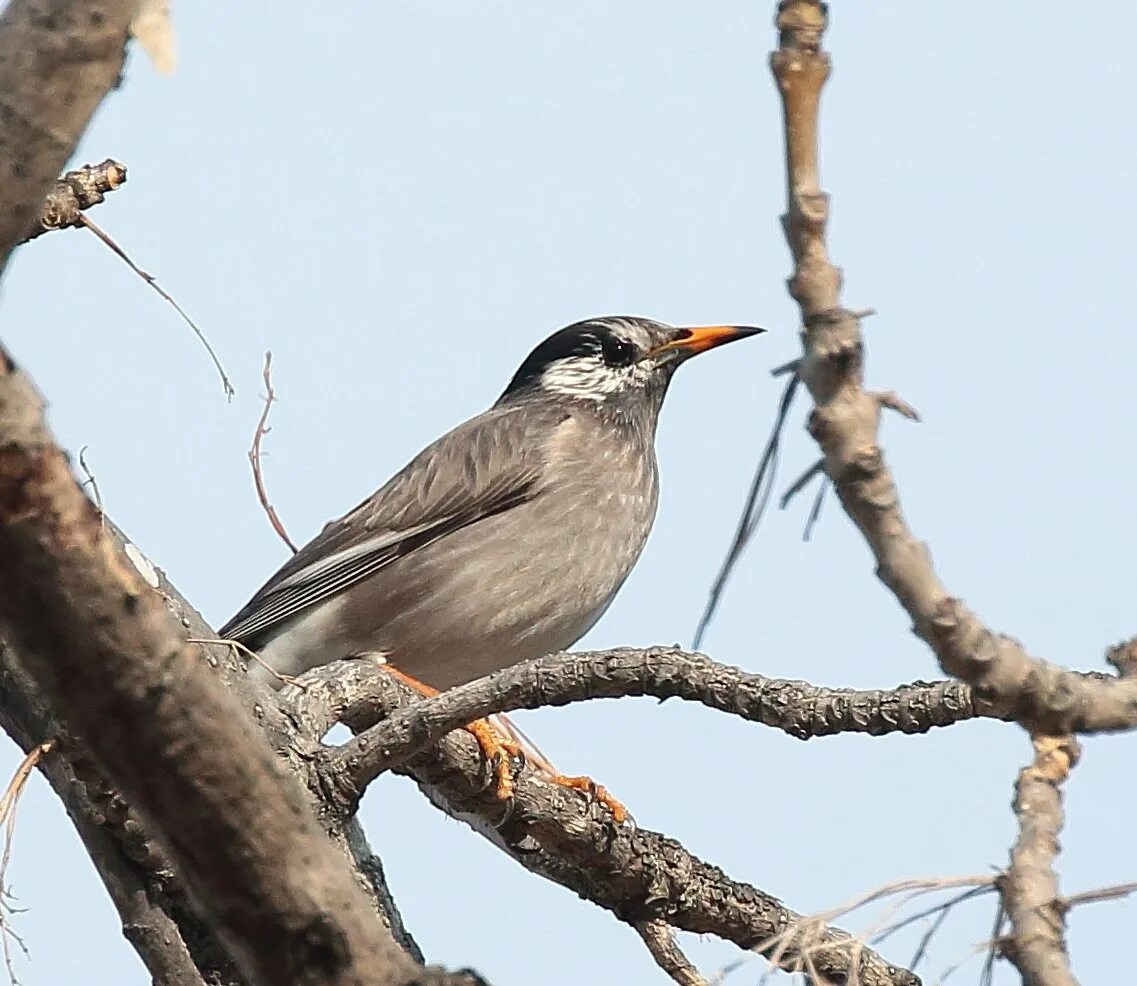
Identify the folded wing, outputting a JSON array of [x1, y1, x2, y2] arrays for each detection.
[[220, 403, 560, 643]]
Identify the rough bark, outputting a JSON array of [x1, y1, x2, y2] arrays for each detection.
[[290, 662, 920, 986], [325, 648, 1000, 798], [0, 0, 138, 271], [0, 355, 470, 986], [769, 3, 1122, 980], [1001, 736, 1081, 986]]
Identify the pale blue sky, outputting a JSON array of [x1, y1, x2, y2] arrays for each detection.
[[2, 2, 1135, 983]]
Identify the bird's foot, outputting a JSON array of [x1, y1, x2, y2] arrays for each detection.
[[542, 772, 628, 824], [379, 666, 523, 800], [377, 667, 626, 820], [464, 717, 522, 800]]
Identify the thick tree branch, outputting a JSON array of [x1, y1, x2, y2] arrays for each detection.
[[323, 648, 997, 798], [291, 663, 920, 986], [0, 0, 138, 270], [1000, 736, 1080, 986], [0, 354, 472, 986], [1, 507, 427, 981], [770, 1, 1137, 736], [0, 641, 231, 985]]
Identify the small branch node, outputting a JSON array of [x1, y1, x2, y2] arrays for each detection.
[[873, 391, 922, 423], [1105, 636, 1137, 679]]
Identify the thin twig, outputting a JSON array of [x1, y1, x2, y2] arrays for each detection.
[[186, 637, 303, 689], [1062, 880, 1137, 909], [937, 937, 999, 984], [77, 445, 105, 531], [633, 921, 708, 986], [248, 352, 298, 553], [692, 369, 800, 648], [978, 901, 1004, 986], [802, 475, 828, 541], [0, 741, 52, 986], [77, 214, 235, 400], [866, 881, 990, 945], [779, 458, 824, 510], [893, 886, 993, 969], [749, 874, 993, 984]]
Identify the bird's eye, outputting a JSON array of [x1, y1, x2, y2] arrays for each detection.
[[601, 337, 637, 368]]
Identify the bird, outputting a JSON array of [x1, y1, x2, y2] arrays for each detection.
[[221, 316, 764, 819]]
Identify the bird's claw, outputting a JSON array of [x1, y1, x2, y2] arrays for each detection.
[[546, 772, 629, 824], [463, 718, 628, 824], [464, 718, 522, 801]]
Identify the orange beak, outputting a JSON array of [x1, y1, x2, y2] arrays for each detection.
[[649, 324, 766, 360]]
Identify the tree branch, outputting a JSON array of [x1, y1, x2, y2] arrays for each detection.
[[633, 920, 708, 986], [999, 735, 1080, 986], [291, 663, 920, 986], [0, 351, 470, 985], [322, 648, 997, 800], [19, 158, 127, 243], [769, 0, 1137, 736], [0, 640, 232, 985], [0, 0, 137, 271]]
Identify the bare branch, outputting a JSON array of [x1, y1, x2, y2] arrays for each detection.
[[999, 735, 1081, 986], [1061, 881, 1137, 910], [769, 1, 1137, 736], [634, 921, 708, 986], [19, 158, 127, 244], [0, 0, 137, 272], [248, 351, 299, 552], [0, 632, 225, 986], [0, 351, 466, 985], [320, 648, 998, 801], [290, 662, 920, 986]]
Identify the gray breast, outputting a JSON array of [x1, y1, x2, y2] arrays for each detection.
[[370, 415, 658, 687]]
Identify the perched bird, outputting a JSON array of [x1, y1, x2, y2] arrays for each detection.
[[222, 316, 763, 817]]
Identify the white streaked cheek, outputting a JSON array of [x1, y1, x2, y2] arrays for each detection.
[[539, 358, 633, 400]]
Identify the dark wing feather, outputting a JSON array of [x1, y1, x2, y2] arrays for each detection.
[[220, 403, 560, 643]]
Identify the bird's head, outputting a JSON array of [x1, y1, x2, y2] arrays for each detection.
[[497, 316, 765, 422]]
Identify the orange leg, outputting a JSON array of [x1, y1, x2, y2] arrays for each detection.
[[382, 666, 520, 799], [383, 666, 628, 822], [542, 773, 628, 824]]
